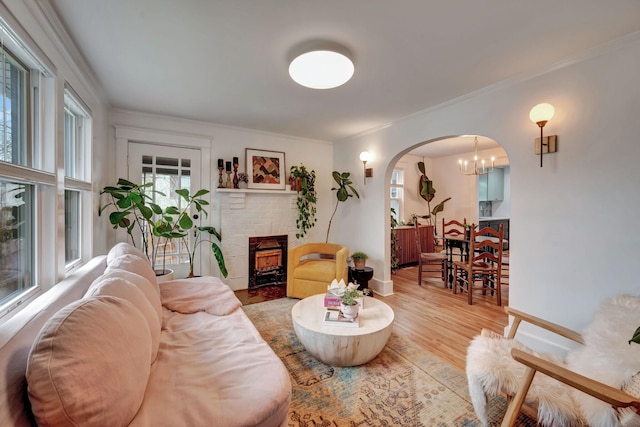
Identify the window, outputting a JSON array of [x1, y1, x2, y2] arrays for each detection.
[[0, 48, 29, 166], [63, 88, 91, 268], [390, 169, 404, 223], [0, 180, 34, 305]]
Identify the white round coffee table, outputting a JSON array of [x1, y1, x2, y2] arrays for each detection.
[[291, 294, 395, 367]]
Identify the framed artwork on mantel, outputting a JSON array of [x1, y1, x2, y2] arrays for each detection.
[[245, 148, 286, 190]]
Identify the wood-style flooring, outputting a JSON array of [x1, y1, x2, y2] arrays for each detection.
[[235, 266, 508, 372]]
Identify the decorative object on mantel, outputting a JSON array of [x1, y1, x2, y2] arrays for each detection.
[[326, 171, 359, 243], [217, 159, 224, 188], [232, 157, 239, 188], [225, 161, 232, 188], [237, 172, 249, 189], [246, 148, 286, 190], [290, 164, 317, 238]]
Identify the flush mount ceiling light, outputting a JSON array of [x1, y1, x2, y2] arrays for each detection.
[[289, 47, 354, 89]]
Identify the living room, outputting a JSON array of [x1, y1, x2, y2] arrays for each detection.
[[1, 1, 640, 425]]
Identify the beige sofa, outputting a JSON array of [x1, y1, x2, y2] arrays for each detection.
[[0, 243, 291, 427]]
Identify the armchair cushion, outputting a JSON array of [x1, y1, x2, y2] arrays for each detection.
[[292, 259, 339, 282]]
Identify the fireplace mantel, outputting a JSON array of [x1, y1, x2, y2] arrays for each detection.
[[216, 188, 295, 195], [216, 188, 296, 209]]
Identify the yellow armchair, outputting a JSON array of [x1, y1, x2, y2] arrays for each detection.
[[287, 243, 348, 299]]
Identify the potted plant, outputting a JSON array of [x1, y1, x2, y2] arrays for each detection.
[[326, 171, 359, 243], [340, 283, 370, 319], [237, 172, 249, 189], [184, 220, 228, 278], [351, 251, 368, 270], [290, 164, 317, 239]]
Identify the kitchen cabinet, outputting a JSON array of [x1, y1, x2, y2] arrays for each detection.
[[393, 225, 434, 266], [479, 218, 509, 249], [478, 168, 504, 201]]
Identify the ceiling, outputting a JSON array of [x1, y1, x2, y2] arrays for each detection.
[[50, 1, 640, 148]]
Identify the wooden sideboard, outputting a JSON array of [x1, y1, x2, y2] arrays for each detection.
[[393, 225, 434, 266]]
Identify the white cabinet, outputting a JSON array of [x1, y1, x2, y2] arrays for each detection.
[[478, 168, 504, 201]]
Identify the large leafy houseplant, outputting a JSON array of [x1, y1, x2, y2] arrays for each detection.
[[290, 164, 317, 239], [326, 171, 359, 243], [418, 161, 451, 230], [99, 180, 227, 277]]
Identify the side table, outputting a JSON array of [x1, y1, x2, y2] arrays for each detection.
[[348, 266, 374, 293]]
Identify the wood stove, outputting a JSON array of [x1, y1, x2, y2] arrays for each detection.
[[248, 235, 288, 288]]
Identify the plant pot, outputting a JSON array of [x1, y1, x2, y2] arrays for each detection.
[[353, 259, 366, 270], [340, 302, 360, 319], [154, 268, 175, 283]]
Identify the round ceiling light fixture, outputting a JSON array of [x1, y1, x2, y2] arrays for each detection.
[[289, 47, 354, 89]]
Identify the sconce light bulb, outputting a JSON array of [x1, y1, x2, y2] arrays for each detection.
[[529, 103, 555, 126], [359, 151, 371, 163]]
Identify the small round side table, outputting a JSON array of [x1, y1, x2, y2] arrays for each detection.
[[348, 266, 374, 293]]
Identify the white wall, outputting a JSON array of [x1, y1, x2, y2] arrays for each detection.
[[333, 33, 640, 353]]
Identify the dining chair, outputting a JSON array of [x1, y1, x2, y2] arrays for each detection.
[[441, 217, 467, 257], [415, 222, 447, 286], [452, 224, 504, 305]]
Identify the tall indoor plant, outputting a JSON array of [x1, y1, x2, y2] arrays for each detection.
[[326, 171, 359, 243]]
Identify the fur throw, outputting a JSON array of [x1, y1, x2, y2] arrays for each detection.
[[466, 295, 640, 427]]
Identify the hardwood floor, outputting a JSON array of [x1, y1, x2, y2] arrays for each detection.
[[383, 266, 508, 371], [235, 265, 509, 372]]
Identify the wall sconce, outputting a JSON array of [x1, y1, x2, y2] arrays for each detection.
[[529, 103, 557, 167], [359, 151, 372, 184]]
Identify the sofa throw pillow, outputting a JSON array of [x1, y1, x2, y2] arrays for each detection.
[[93, 268, 162, 325], [86, 277, 161, 362], [107, 253, 158, 292], [106, 242, 148, 265], [26, 296, 152, 427]]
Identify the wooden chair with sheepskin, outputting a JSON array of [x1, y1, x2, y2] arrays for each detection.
[[466, 296, 640, 427]]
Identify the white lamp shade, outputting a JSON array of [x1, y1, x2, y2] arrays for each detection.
[[359, 151, 371, 162], [529, 103, 555, 124], [289, 50, 354, 89]]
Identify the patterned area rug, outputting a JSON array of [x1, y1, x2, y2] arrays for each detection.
[[243, 298, 537, 427]]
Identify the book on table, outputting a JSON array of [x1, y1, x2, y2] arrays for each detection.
[[322, 310, 359, 328]]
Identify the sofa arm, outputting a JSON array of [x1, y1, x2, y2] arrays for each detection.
[[504, 307, 584, 344], [501, 348, 640, 427]]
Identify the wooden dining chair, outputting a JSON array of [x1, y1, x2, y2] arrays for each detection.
[[452, 224, 504, 305], [415, 222, 447, 286], [441, 217, 467, 257]]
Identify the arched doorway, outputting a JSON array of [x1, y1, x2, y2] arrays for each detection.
[[388, 135, 510, 297]]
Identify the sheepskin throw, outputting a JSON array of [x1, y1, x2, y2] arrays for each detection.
[[466, 295, 640, 427]]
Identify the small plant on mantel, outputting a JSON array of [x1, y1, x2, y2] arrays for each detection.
[[290, 164, 317, 239]]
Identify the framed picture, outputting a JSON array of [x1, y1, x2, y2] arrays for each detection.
[[245, 149, 286, 190]]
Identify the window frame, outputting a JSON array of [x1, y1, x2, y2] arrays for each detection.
[[390, 168, 404, 224]]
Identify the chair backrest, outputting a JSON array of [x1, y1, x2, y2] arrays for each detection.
[[442, 217, 467, 239], [469, 224, 504, 270]]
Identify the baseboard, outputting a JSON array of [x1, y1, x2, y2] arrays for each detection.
[[370, 278, 394, 297]]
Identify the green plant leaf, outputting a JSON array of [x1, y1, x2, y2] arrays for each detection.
[[165, 206, 180, 215], [193, 189, 209, 198], [175, 188, 190, 201], [211, 243, 228, 278], [629, 326, 640, 345], [178, 213, 193, 230]]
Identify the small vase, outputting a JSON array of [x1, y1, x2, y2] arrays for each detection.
[[154, 268, 175, 283], [340, 302, 360, 319]]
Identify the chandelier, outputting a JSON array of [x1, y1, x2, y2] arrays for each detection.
[[458, 137, 495, 175]]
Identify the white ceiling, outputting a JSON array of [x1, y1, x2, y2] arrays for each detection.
[[50, 0, 640, 146]]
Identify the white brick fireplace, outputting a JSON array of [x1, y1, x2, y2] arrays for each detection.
[[216, 190, 299, 290]]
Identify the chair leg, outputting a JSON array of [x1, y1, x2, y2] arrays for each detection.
[[417, 260, 422, 286], [501, 366, 536, 427]]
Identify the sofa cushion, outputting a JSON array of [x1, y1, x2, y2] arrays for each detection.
[[292, 259, 336, 282], [26, 296, 152, 427], [86, 277, 161, 362], [106, 252, 158, 291], [94, 268, 162, 325], [106, 241, 148, 265]]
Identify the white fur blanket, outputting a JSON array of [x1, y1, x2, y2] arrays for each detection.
[[159, 276, 242, 316], [467, 295, 640, 427]]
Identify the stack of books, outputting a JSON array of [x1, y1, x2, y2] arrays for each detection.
[[323, 291, 342, 310], [322, 310, 359, 328]]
